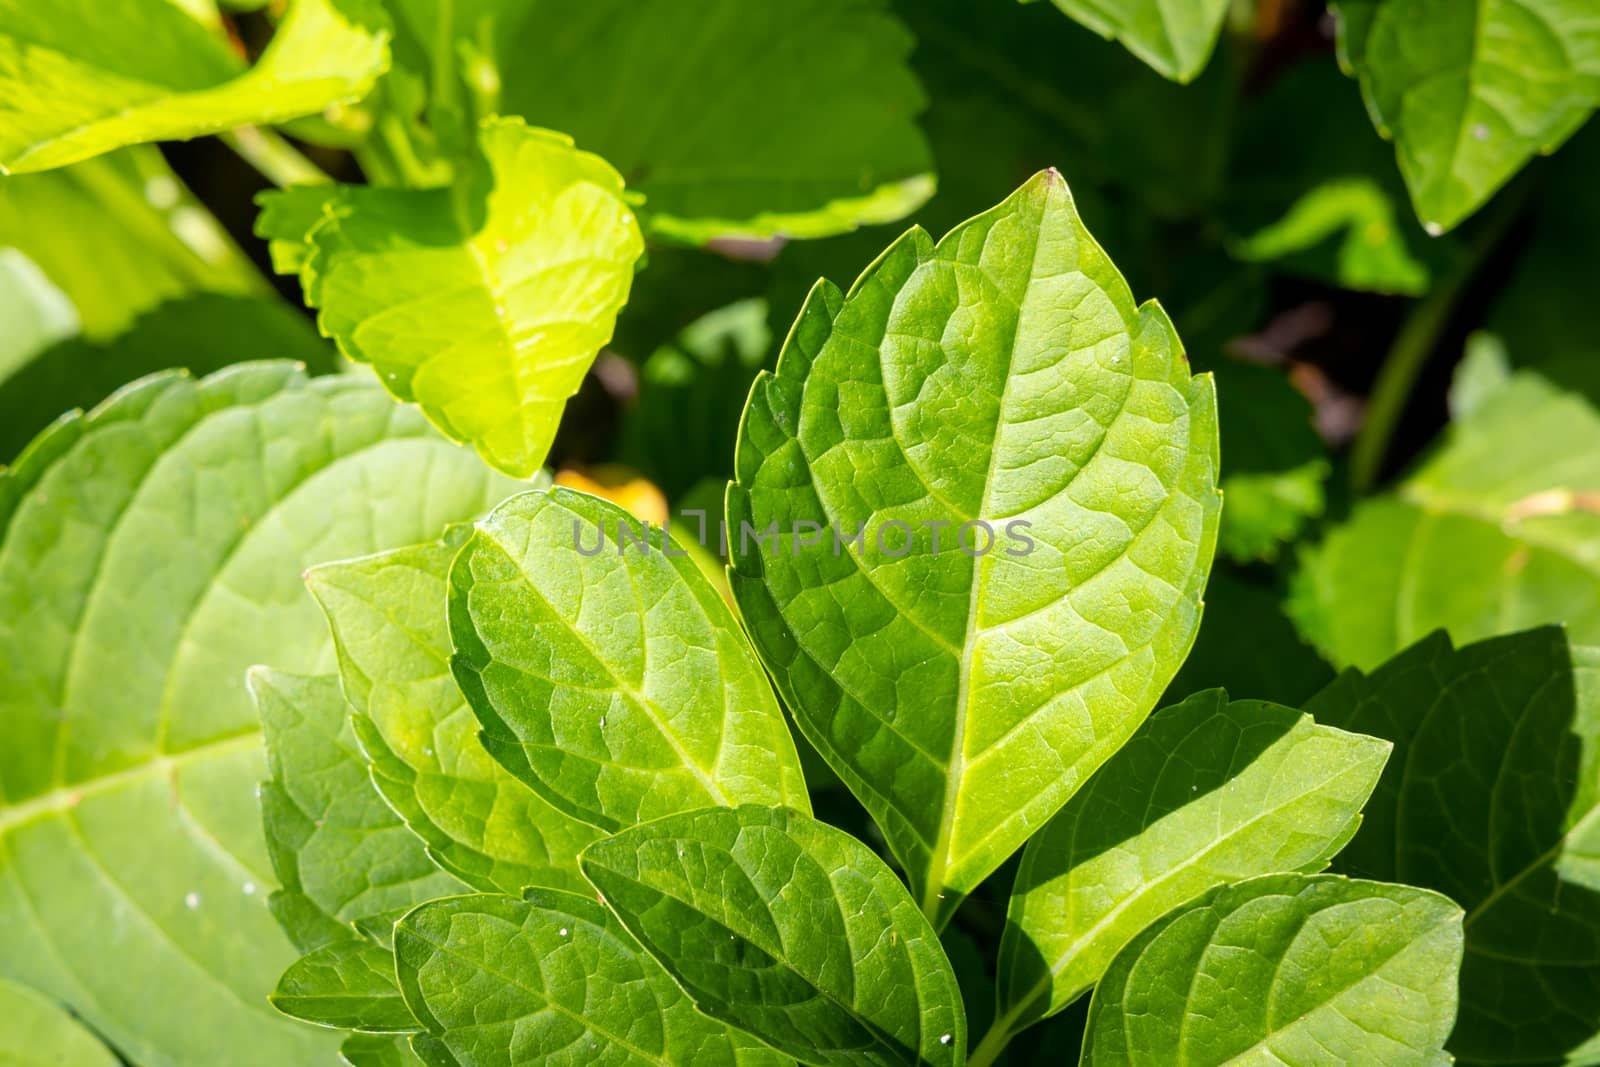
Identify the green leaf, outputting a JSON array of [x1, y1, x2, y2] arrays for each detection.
[[993, 690, 1388, 1038], [306, 533, 600, 896], [0, 362, 523, 1067], [254, 669, 464, 951], [1165, 569, 1334, 709], [1307, 628, 1600, 1065], [271, 937, 417, 1033], [1334, 0, 1600, 233], [402, 0, 933, 242], [1488, 121, 1600, 404], [449, 488, 810, 832], [579, 805, 966, 1067], [270, 117, 645, 478], [1223, 58, 1450, 296], [0, 292, 338, 463], [394, 889, 791, 1067], [0, 977, 119, 1067], [1039, 0, 1230, 84], [730, 171, 1221, 923], [0, 250, 78, 388], [0, 0, 390, 173], [341, 1032, 428, 1067], [1291, 363, 1600, 670], [1208, 359, 1329, 565], [1, 146, 262, 337], [1080, 874, 1463, 1066]]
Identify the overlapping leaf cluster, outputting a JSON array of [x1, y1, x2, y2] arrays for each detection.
[[3, 0, 1600, 1065]]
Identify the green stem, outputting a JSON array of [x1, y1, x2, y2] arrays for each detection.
[[967, 1015, 1017, 1067], [1348, 185, 1529, 492], [221, 126, 332, 187]]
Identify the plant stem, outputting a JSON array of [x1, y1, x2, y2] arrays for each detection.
[[221, 126, 333, 187], [1347, 185, 1529, 493], [967, 1016, 1016, 1067]]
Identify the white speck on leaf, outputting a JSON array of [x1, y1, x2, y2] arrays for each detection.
[[185, 892, 201, 910]]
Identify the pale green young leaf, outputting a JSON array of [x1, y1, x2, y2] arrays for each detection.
[[1334, 0, 1600, 233], [1081, 874, 1463, 1065], [389, 0, 932, 242], [580, 805, 966, 1067], [274, 118, 644, 477], [306, 534, 600, 896], [0, 0, 390, 173], [1308, 628, 1600, 1065], [0, 362, 523, 1067], [271, 937, 417, 1034], [0, 977, 119, 1067], [730, 171, 1221, 924], [394, 890, 792, 1067], [994, 690, 1389, 1038], [1039, 0, 1230, 84], [0, 251, 77, 388], [1291, 364, 1600, 670], [253, 669, 464, 951], [449, 488, 809, 831]]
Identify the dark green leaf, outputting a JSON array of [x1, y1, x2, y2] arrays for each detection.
[[1308, 628, 1600, 1065]]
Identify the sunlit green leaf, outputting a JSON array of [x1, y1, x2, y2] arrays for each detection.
[[307, 533, 600, 896], [254, 670, 464, 952], [1334, 0, 1600, 233], [1308, 627, 1600, 1065], [0, 0, 390, 173], [394, 889, 791, 1067], [450, 488, 810, 832], [0, 362, 522, 1067], [1038, 0, 1230, 84], [271, 937, 417, 1034], [1292, 361, 1600, 669], [0, 977, 119, 1067], [581, 805, 966, 1067], [269, 117, 644, 477], [994, 690, 1387, 1040], [730, 171, 1221, 924], [1081, 874, 1463, 1066]]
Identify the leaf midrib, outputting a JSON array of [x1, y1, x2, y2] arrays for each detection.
[[0, 730, 261, 835]]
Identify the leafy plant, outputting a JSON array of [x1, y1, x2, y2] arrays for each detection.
[[4, 0, 1600, 1065]]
